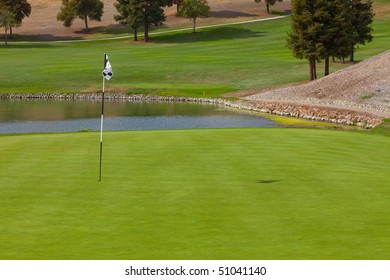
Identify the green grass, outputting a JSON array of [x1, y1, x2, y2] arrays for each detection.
[[1, 2, 390, 261], [371, 118, 390, 136], [0, 15, 389, 96], [1, 128, 390, 260]]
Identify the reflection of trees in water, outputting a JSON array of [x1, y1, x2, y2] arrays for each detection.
[[0, 100, 221, 122]]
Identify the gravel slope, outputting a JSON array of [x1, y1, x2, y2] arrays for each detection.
[[245, 50, 390, 118]]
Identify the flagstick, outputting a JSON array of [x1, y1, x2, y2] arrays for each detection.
[[99, 75, 105, 181]]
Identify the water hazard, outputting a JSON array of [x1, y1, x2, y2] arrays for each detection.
[[0, 99, 278, 134]]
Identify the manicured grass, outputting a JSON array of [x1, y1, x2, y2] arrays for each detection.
[[1, 128, 390, 259], [1, 2, 389, 261], [371, 118, 390, 136], [0, 15, 389, 96]]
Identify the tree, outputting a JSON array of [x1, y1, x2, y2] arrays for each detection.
[[173, 0, 184, 14], [139, 0, 166, 41], [287, 0, 329, 80], [114, 0, 143, 41], [320, 0, 353, 75], [57, 0, 104, 31], [178, 0, 210, 33], [254, 0, 283, 15], [0, 7, 16, 45], [287, 0, 371, 80], [0, 0, 31, 37], [348, 0, 374, 62]]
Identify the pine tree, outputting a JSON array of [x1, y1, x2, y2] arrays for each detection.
[[287, 0, 371, 79], [288, 0, 327, 80], [348, 0, 374, 62], [114, 0, 143, 41], [139, 0, 166, 42], [321, 0, 353, 75]]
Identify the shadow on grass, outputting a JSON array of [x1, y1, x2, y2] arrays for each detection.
[[255, 180, 281, 184], [209, 10, 258, 18], [0, 42, 63, 49], [153, 26, 265, 44], [1, 34, 83, 43], [271, 10, 292, 16], [77, 24, 129, 36]]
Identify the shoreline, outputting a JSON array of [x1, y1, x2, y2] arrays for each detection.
[[0, 93, 385, 128]]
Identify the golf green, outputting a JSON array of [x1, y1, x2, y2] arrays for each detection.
[[1, 128, 389, 259]]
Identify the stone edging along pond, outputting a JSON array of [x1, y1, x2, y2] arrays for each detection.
[[0, 93, 384, 128]]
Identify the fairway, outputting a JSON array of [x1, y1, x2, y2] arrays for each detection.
[[1, 128, 389, 259], [1, 16, 389, 96]]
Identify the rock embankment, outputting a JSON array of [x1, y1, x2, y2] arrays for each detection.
[[242, 100, 383, 127], [0, 93, 222, 103]]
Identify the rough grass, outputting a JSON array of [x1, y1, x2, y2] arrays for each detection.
[[0, 17, 389, 96], [1, 128, 390, 259]]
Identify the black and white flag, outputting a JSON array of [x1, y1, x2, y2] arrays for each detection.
[[102, 53, 113, 80]]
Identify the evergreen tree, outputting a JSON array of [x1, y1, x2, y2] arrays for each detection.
[[287, 0, 372, 79], [321, 0, 353, 75], [57, 0, 104, 31], [178, 0, 210, 33], [348, 0, 374, 62], [288, 0, 328, 80], [114, 0, 143, 41], [139, 0, 166, 42]]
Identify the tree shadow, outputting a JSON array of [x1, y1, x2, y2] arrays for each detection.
[[153, 26, 265, 44], [255, 180, 281, 184], [0, 42, 63, 49], [1, 33, 83, 44], [209, 10, 258, 18], [271, 9, 292, 16], [33, 34, 83, 41], [76, 24, 127, 36]]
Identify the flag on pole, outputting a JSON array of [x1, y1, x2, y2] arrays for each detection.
[[99, 52, 113, 181], [102, 53, 113, 80]]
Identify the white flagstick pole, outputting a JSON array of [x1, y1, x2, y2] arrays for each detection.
[[99, 54, 106, 182]]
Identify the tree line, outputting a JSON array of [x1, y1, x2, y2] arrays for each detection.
[[288, 0, 374, 80]]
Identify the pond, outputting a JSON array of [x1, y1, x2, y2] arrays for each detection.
[[0, 99, 279, 134]]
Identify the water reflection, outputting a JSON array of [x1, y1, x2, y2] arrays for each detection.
[[0, 99, 278, 134]]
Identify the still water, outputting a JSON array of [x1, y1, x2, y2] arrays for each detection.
[[0, 99, 278, 134]]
